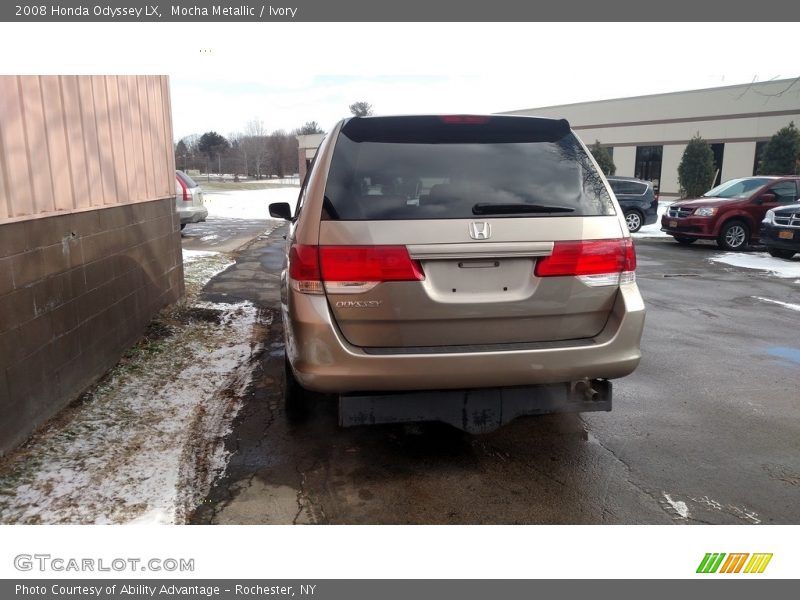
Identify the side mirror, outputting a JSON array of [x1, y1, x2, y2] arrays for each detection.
[[269, 202, 292, 220], [757, 192, 776, 205]]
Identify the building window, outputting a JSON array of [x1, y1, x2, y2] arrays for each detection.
[[605, 146, 614, 159], [753, 141, 768, 175], [710, 143, 725, 186], [635, 145, 663, 192]]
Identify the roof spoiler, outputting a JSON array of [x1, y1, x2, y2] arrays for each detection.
[[341, 115, 571, 144]]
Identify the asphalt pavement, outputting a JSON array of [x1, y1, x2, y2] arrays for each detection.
[[181, 217, 273, 254], [186, 223, 800, 525]]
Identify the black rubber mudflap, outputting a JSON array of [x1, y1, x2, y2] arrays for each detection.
[[340, 380, 612, 433]]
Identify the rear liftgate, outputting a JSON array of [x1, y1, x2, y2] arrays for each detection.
[[339, 379, 611, 434]]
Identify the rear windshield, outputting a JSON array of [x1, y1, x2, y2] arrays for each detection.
[[609, 179, 648, 195], [322, 116, 615, 220], [176, 170, 199, 189]]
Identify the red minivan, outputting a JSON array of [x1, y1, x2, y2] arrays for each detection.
[[661, 176, 800, 250]]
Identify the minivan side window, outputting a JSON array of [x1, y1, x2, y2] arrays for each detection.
[[295, 142, 323, 218], [610, 180, 647, 195], [767, 180, 799, 204]]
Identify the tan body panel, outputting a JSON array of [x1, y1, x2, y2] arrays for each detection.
[[318, 216, 626, 347], [284, 283, 644, 393]]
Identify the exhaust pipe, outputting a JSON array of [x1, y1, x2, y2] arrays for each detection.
[[573, 379, 599, 402]]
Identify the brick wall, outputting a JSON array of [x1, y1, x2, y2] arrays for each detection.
[[0, 197, 184, 454]]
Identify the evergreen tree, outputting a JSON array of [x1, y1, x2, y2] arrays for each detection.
[[296, 121, 324, 135], [174, 139, 189, 170], [758, 121, 800, 175], [198, 131, 230, 161], [678, 134, 716, 198], [589, 140, 616, 175], [349, 102, 374, 117]]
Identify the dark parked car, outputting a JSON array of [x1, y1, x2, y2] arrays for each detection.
[[607, 176, 658, 233], [661, 176, 800, 250], [761, 203, 800, 259]]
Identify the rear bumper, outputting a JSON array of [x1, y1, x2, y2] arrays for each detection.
[[643, 204, 659, 225], [284, 283, 645, 393], [178, 205, 208, 224]]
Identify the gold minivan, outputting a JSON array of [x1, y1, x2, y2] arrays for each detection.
[[269, 115, 644, 432]]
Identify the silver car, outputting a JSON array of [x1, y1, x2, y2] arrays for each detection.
[[175, 170, 207, 230], [270, 115, 645, 432]]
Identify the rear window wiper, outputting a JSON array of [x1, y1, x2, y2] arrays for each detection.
[[472, 203, 575, 215]]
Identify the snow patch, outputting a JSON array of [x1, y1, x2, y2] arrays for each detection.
[[182, 249, 219, 262], [203, 187, 300, 220], [662, 492, 690, 519], [183, 250, 234, 288], [0, 300, 263, 525], [710, 252, 800, 278], [691, 495, 761, 524], [753, 297, 800, 312]]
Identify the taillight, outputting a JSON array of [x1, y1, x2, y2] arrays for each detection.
[[320, 246, 424, 282], [288, 245, 323, 294], [288, 245, 424, 295], [177, 177, 190, 201], [535, 239, 636, 286]]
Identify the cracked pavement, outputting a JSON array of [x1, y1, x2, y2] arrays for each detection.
[[189, 224, 800, 525]]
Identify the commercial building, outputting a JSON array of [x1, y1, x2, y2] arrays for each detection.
[[0, 75, 183, 454], [502, 78, 800, 198], [296, 133, 325, 182]]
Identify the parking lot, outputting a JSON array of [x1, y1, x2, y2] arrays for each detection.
[[189, 222, 800, 525]]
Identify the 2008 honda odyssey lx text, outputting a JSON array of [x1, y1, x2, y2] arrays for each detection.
[[269, 115, 645, 433]]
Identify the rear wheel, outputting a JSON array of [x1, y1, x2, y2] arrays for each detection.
[[624, 210, 643, 233], [180, 223, 186, 231], [767, 247, 796, 259], [673, 236, 696, 245], [717, 220, 749, 251]]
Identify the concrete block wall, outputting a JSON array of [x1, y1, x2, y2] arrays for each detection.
[[0, 197, 184, 455]]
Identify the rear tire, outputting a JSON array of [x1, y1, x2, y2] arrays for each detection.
[[624, 210, 643, 233], [717, 220, 749, 251], [673, 236, 696, 245], [180, 223, 186, 231], [767, 247, 796, 259]]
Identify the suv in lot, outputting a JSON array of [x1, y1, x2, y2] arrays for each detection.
[[761, 203, 800, 259], [175, 170, 208, 230], [661, 176, 800, 250], [606, 176, 659, 233], [269, 115, 645, 433]]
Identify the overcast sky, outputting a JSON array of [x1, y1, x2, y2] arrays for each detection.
[[2, 22, 799, 141]]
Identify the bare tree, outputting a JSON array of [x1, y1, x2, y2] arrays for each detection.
[[228, 132, 245, 181], [243, 119, 269, 179]]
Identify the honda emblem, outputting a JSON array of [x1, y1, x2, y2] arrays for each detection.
[[468, 221, 492, 240]]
